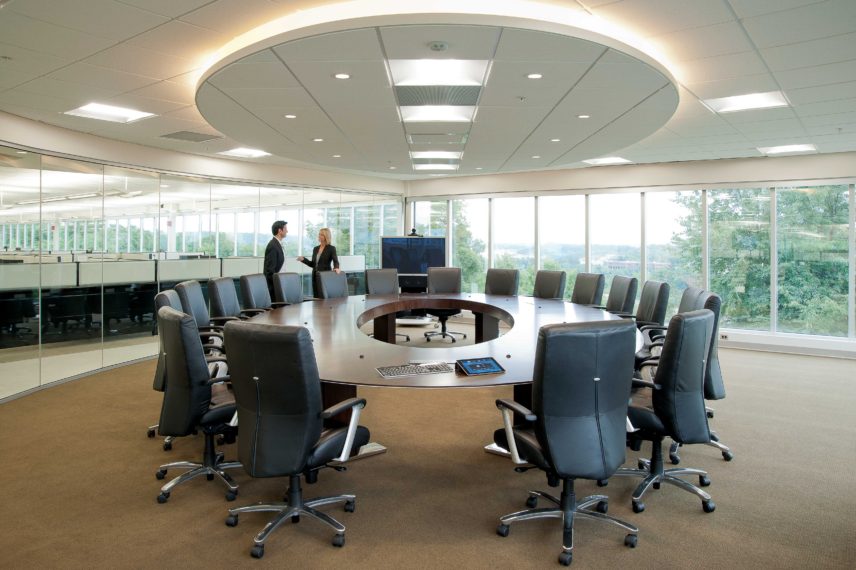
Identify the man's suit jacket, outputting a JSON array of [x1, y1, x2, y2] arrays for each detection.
[[263, 237, 284, 293]]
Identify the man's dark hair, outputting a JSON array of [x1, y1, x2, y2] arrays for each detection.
[[271, 220, 287, 236]]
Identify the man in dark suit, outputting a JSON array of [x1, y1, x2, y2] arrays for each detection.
[[263, 220, 287, 298]]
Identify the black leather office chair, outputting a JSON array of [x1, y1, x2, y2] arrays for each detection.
[[272, 272, 304, 305], [617, 280, 670, 329], [240, 273, 287, 311], [209, 277, 266, 321], [222, 321, 371, 558], [533, 270, 567, 299], [484, 268, 519, 296], [424, 267, 466, 342], [613, 309, 716, 513], [598, 275, 638, 315], [174, 280, 226, 349], [492, 320, 639, 566], [147, 290, 182, 448], [318, 271, 348, 299], [365, 268, 409, 342], [154, 306, 241, 504], [570, 272, 605, 306], [639, 286, 704, 350]]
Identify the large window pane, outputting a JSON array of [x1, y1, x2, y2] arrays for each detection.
[[413, 200, 447, 238], [709, 188, 771, 331], [646, 190, 704, 316], [493, 197, 535, 295], [451, 198, 488, 293], [539, 195, 585, 299], [776, 184, 849, 336], [590, 193, 641, 301]]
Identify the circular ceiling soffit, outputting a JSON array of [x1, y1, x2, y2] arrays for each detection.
[[196, 3, 679, 177]]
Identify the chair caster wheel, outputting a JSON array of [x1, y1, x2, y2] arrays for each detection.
[[163, 440, 172, 451], [624, 534, 638, 548], [526, 496, 538, 508], [206, 473, 214, 481], [344, 500, 355, 513], [155, 469, 167, 480], [157, 492, 170, 504], [637, 459, 646, 470], [226, 490, 237, 501], [699, 475, 711, 487], [496, 524, 509, 537], [292, 515, 300, 523], [596, 479, 608, 487], [250, 544, 264, 558], [450, 338, 456, 343], [332, 534, 345, 547], [669, 452, 681, 465], [596, 501, 608, 514], [147, 428, 156, 438], [702, 500, 716, 513], [653, 482, 661, 490], [225, 514, 238, 527], [558, 551, 572, 566], [632, 501, 645, 513], [425, 337, 431, 342], [722, 450, 734, 461]]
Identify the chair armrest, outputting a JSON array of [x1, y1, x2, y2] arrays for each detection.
[[201, 342, 225, 353], [632, 378, 657, 390], [205, 355, 228, 364], [198, 324, 224, 332], [496, 399, 536, 465], [321, 398, 368, 463], [270, 301, 288, 308], [198, 331, 224, 341], [210, 316, 239, 324], [239, 308, 266, 317], [639, 324, 667, 333], [206, 374, 231, 385], [635, 320, 660, 329], [495, 398, 536, 422]]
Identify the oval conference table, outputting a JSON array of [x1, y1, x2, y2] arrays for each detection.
[[250, 293, 636, 458]]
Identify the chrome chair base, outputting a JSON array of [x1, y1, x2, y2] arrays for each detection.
[[155, 432, 241, 503], [424, 329, 467, 342]]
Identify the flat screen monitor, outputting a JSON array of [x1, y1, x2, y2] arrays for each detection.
[[381, 236, 446, 275]]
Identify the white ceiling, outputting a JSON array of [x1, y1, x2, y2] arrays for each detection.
[[0, 0, 854, 180]]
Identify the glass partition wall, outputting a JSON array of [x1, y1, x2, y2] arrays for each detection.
[[0, 145, 403, 400]]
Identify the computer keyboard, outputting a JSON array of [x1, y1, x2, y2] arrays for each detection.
[[376, 362, 454, 378]]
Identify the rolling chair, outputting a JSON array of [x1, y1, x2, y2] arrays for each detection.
[[637, 286, 704, 353], [317, 271, 349, 299], [222, 321, 371, 558], [424, 267, 466, 343], [175, 280, 225, 350], [272, 272, 305, 305], [154, 306, 241, 504], [596, 275, 638, 315], [570, 272, 605, 306], [484, 268, 519, 296], [492, 320, 639, 566], [365, 268, 409, 342], [533, 270, 567, 299], [617, 280, 670, 329], [240, 273, 287, 311], [613, 309, 717, 514], [209, 277, 266, 321]]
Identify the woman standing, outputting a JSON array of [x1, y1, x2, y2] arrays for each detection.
[[298, 227, 341, 297]]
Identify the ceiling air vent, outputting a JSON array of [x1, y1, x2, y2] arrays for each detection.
[[395, 85, 481, 106], [160, 131, 223, 143]]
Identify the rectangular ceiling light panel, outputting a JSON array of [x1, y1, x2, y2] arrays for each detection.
[[757, 144, 816, 155], [218, 147, 271, 158], [410, 151, 463, 159], [412, 163, 460, 171], [701, 91, 789, 114], [582, 156, 632, 165], [64, 103, 155, 123], [400, 105, 475, 122], [389, 60, 489, 86]]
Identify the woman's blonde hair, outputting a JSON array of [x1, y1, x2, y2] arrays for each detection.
[[319, 227, 332, 244]]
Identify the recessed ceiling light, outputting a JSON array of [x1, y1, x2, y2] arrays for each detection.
[[527, 73, 543, 79], [159, 184, 169, 188], [757, 144, 816, 155], [583, 156, 632, 166], [550, 138, 560, 142], [409, 151, 462, 160], [413, 164, 459, 171], [332, 154, 341, 158], [16, 150, 27, 154], [284, 114, 296, 119], [475, 167, 483, 170], [400, 105, 475, 123], [218, 147, 271, 158], [64, 102, 155, 123], [389, 166, 396, 170], [531, 155, 541, 159], [702, 91, 789, 113], [389, 60, 489, 86], [312, 138, 324, 142], [334, 73, 350, 79], [577, 114, 590, 119]]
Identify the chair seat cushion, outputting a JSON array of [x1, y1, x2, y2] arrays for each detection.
[[200, 400, 237, 431], [306, 425, 371, 469], [493, 427, 550, 471], [627, 389, 666, 435]]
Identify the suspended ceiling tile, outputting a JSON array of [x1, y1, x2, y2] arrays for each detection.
[[656, 21, 756, 62], [209, 61, 300, 90], [479, 60, 592, 107], [727, 0, 824, 19], [114, 0, 217, 19], [493, 27, 602, 62], [775, 59, 856, 90], [0, 12, 115, 60], [46, 63, 160, 94], [221, 87, 317, 110], [684, 74, 780, 100], [678, 51, 768, 85], [274, 28, 384, 61], [592, 0, 735, 37], [9, 0, 169, 41], [793, 97, 856, 117], [380, 25, 501, 60], [761, 32, 856, 71], [126, 79, 197, 106], [124, 20, 230, 59], [83, 44, 199, 81], [178, 0, 290, 34], [740, 0, 856, 49]]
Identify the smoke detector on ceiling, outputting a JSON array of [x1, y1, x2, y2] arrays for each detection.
[[428, 41, 448, 52]]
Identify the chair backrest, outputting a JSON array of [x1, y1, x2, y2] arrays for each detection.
[[533, 270, 567, 299], [652, 309, 714, 444], [635, 280, 670, 325], [157, 306, 214, 437], [175, 280, 211, 328], [273, 272, 303, 305], [570, 272, 605, 305], [701, 292, 726, 401], [209, 277, 242, 319], [224, 321, 323, 477], [484, 268, 519, 296], [427, 267, 461, 294], [240, 273, 272, 310], [318, 271, 348, 299], [677, 286, 706, 314], [532, 320, 636, 481], [152, 290, 182, 392], [605, 275, 638, 314], [365, 268, 399, 295]]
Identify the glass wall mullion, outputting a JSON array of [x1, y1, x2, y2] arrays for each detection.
[[702, 189, 709, 289], [640, 192, 647, 284], [769, 187, 777, 334], [850, 184, 855, 338]]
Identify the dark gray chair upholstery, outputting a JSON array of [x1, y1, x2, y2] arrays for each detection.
[[175, 280, 226, 339], [209, 277, 265, 321], [613, 309, 716, 514], [484, 268, 519, 296], [365, 268, 409, 342], [272, 272, 304, 305], [240, 273, 286, 311], [223, 321, 371, 558], [318, 271, 348, 299], [147, 290, 183, 447], [424, 267, 466, 342], [154, 306, 240, 504], [533, 270, 567, 299], [600, 275, 638, 314], [492, 320, 639, 565], [618, 280, 669, 329], [639, 286, 704, 348], [570, 272, 605, 306]]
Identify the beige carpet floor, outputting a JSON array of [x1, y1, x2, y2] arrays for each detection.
[[1, 334, 854, 569]]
